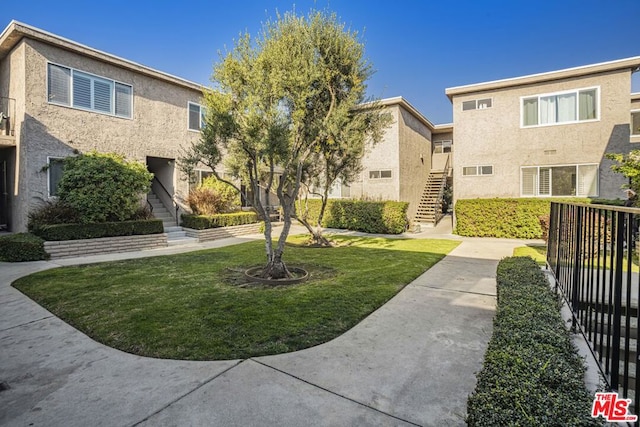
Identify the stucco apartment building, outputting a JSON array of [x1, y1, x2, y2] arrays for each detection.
[[0, 21, 207, 232], [0, 21, 452, 232], [446, 57, 640, 204], [331, 97, 451, 223]]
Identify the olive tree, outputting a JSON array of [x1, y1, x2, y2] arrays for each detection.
[[181, 10, 383, 278]]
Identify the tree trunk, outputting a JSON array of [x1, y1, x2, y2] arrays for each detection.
[[261, 253, 291, 279]]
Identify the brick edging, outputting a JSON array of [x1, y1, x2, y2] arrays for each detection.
[[183, 223, 261, 242], [44, 233, 168, 259]]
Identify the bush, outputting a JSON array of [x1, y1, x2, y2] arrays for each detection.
[[455, 198, 592, 239], [296, 199, 408, 234], [28, 200, 81, 230], [56, 151, 153, 223], [181, 212, 259, 230], [466, 257, 601, 426], [31, 219, 164, 241], [186, 176, 240, 215], [0, 233, 49, 262]]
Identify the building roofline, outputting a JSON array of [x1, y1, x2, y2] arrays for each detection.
[[632, 92, 640, 101], [374, 96, 436, 130], [433, 122, 453, 132], [0, 20, 204, 92], [445, 56, 640, 100]]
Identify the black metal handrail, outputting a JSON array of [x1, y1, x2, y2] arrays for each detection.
[[548, 202, 639, 414], [151, 176, 178, 226]]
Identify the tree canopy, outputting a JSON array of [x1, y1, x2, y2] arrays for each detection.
[[180, 9, 390, 278]]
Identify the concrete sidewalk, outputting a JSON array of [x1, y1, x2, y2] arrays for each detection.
[[0, 229, 528, 426]]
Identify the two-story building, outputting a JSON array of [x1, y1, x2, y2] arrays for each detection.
[[0, 21, 208, 232], [446, 57, 640, 204]]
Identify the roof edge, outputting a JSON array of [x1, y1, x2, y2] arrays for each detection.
[[446, 56, 640, 100], [376, 96, 436, 130], [0, 20, 205, 92]]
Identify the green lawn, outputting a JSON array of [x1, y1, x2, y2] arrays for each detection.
[[14, 235, 459, 360], [513, 245, 640, 272]]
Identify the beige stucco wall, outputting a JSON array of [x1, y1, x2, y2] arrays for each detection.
[[397, 105, 432, 221], [452, 69, 632, 203], [7, 39, 204, 231], [356, 105, 401, 201]]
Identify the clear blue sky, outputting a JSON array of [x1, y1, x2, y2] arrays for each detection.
[[4, 0, 640, 124]]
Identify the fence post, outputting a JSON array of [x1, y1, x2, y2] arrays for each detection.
[[571, 206, 582, 332], [611, 211, 625, 391]]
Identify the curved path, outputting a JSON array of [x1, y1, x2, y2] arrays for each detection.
[[0, 225, 531, 426]]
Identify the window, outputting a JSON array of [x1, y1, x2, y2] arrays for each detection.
[[521, 164, 598, 197], [522, 87, 598, 127], [47, 157, 65, 197], [434, 140, 452, 153], [47, 63, 132, 118], [369, 170, 392, 179], [188, 102, 206, 131], [462, 98, 492, 111], [462, 165, 493, 176], [193, 169, 214, 185], [632, 111, 640, 136]]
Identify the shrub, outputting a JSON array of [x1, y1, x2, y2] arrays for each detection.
[[297, 199, 408, 234], [466, 257, 601, 426], [181, 212, 259, 230], [0, 233, 49, 262], [186, 176, 240, 215], [31, 219, 163, 241], [28, 200, 81, 230], [56, 151, 153, 223], [455, 198, 592, 239]]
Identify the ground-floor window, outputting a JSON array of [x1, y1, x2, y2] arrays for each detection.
[[521, 164, 598, 197], [47, 157, 65, 197]]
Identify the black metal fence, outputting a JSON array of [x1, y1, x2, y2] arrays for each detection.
[[547, 202, 639, 414]]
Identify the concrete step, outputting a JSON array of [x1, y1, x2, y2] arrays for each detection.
[[167, 236, 199, 246]]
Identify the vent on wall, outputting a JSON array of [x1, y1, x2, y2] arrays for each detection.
[[544, 150, 557, 156]]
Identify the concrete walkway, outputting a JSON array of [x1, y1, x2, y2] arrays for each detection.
[[0, 225, 532, 426]]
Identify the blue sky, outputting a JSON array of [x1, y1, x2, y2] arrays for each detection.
[[4, 0, 640, 124]]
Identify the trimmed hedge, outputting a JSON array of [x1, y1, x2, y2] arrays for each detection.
[[467, 257, 600, 426], [297, 199, 409, 234], [455, 198, 592, 239], [31, 219, 164, 241], [181, 212, 259, 230], [0, 233, 49, 262]]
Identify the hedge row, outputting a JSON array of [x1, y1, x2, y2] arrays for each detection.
[[30, 219, 164, 241], [467, 257, 600, 426], [0, 233, 49, 262], [181, 212, 259, 230], [297, 199, 409, 234], [454, 198, 593, 239]]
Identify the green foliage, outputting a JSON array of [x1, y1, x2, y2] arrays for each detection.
[[467, 257, 601, 426], [606, 150, 640, 201], [455, 198, 591, 239], [0, 233, 49, 262], [181, 212, 259, 230], [57, 152, 153, 223], [28, 199, 81, 230], [298, 199, 408, 234], [31, 220, 163, 241], [186, 176, 240, 215]]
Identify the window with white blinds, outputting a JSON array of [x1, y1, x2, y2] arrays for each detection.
[[521, 164, 598, 197], [47, 63, 132, 118]]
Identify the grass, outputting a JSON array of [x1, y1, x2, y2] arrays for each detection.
[[513, 244, 640, 272], [13, 235, 459, 360], [513, 245, 547, 266]]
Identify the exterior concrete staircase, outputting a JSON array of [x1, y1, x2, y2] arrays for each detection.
[[147, 192, 198, 246], [414, 171, 447, 225]]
